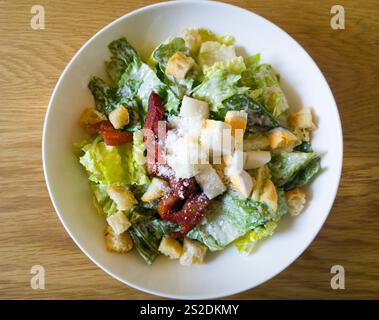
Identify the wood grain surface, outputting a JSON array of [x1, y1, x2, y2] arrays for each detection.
[[0, 0, 378, 300]]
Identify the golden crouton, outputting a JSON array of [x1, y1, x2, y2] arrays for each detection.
[[106, 211, 132, 235], [165, 52, 195, 80], [268, 128, 298, 149], [104, 225, 133, 253], [108, 105, 129, 129], [141, 178, 170, 203], [286, 188, 306, 216], [158, 236, 183, 259], [179, 238, 207, 266], [107, 186, 137, 212], [289, 108, 316, 131]]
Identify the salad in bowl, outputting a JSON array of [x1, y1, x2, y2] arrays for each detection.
[[75, 28, 321, 266]]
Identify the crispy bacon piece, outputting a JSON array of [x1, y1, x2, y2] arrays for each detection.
[[88, 120, 133, 146], [143, 91, 165, 137], [143, 92, 210, 236], [168, 193, 209, 238], [143, 92, 166, 175], [157, 192, 181, 218]]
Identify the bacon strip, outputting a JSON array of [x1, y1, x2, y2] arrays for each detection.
[[143, 91, 210, 236], [168, 193, 209, 238], [88, 120, 133, 146]]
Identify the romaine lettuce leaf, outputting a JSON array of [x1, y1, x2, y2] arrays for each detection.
[[79, 133, 149, 186], [88, 77, 117, 115], [197, 29, 235, 46], [284, 157, 321, 191], [90, 182, 118, 217], [188, 192, 283, 251], [221, 94, 280, 131], [203, 56, 246, 76], [239, 54, 289, 117], [269, 151, 320, 188], [198, 41, 238, 69], [151, 37, 189, 69], [118, 58, 180, 113], [151, 37, 201, 99], [233, 221, 277, 256], [129, 212, 179, 264], [192, 68, 248, 112], [106, 37, 139, 84]]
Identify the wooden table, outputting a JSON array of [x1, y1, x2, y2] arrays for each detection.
[[1, 0, 378, 299]]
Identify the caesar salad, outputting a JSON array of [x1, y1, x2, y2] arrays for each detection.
[[75, 29, 320, 266]]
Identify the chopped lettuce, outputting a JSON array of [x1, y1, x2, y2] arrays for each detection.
[[151, 37, 189, 69], [284, 157, 321, 191], [192, 68, 248, 112], [88, 77, 117, 115], [204, 56, 246, 76], [269, 151, 320, 188], [198, 41, 238, 69], [118, 58, 180, 113], [221, 94, 280, 131], [79, 134, 149, 186], [233, 221, 277, 256], [150, 37, 200, 99], [188, 192, 284, 251], [106, 37, 139, 84], [239, 54, 289, 117], [197, 29, 235, 46], [129, 212, 179, 264], [90, 182, 118, 216], [276, 187, 289, 216]]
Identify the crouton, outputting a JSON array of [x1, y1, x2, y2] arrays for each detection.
[[108, 105, 129, 129], [141, 178, 170, 202], [107, 186, 137, 212], [286, 188, 306, 216], [158, 236, 183, 259], [104, 225, 133, 253], [289, 108, 316, 131], [165, 52, 195, 80], [179, 238, 207, 266], [106, 211, 131, 235], [268, 128, 298, 149]]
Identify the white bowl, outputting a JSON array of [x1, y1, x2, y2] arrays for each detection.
[[43, 0, 343, 299]]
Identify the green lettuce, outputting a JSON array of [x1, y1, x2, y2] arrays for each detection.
[[197, 29, 235, 46], [233, 221, 277, 256], [192, 68, 248, 112], [129, 212, 179, 264], [239, 54, 289, 117], [198, 41, 238, 69], [284, 157, 321, 191], [221, 94, 280, 131], [269, 151, 320, 188], [151, 37, 201, 99], [187, 192, 284, 251], [90, 182, 118, 217], [88, 77, 118, 115], [118, 58, 179, 113], [105, 37, 139, 84], [79, 133, 149, 186], [150, 37, 189, 69]]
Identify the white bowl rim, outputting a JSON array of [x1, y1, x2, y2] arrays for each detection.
[[42, 0, 343, 299]]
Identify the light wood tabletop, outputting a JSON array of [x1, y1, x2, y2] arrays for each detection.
[[1, 0, 378, 299]]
